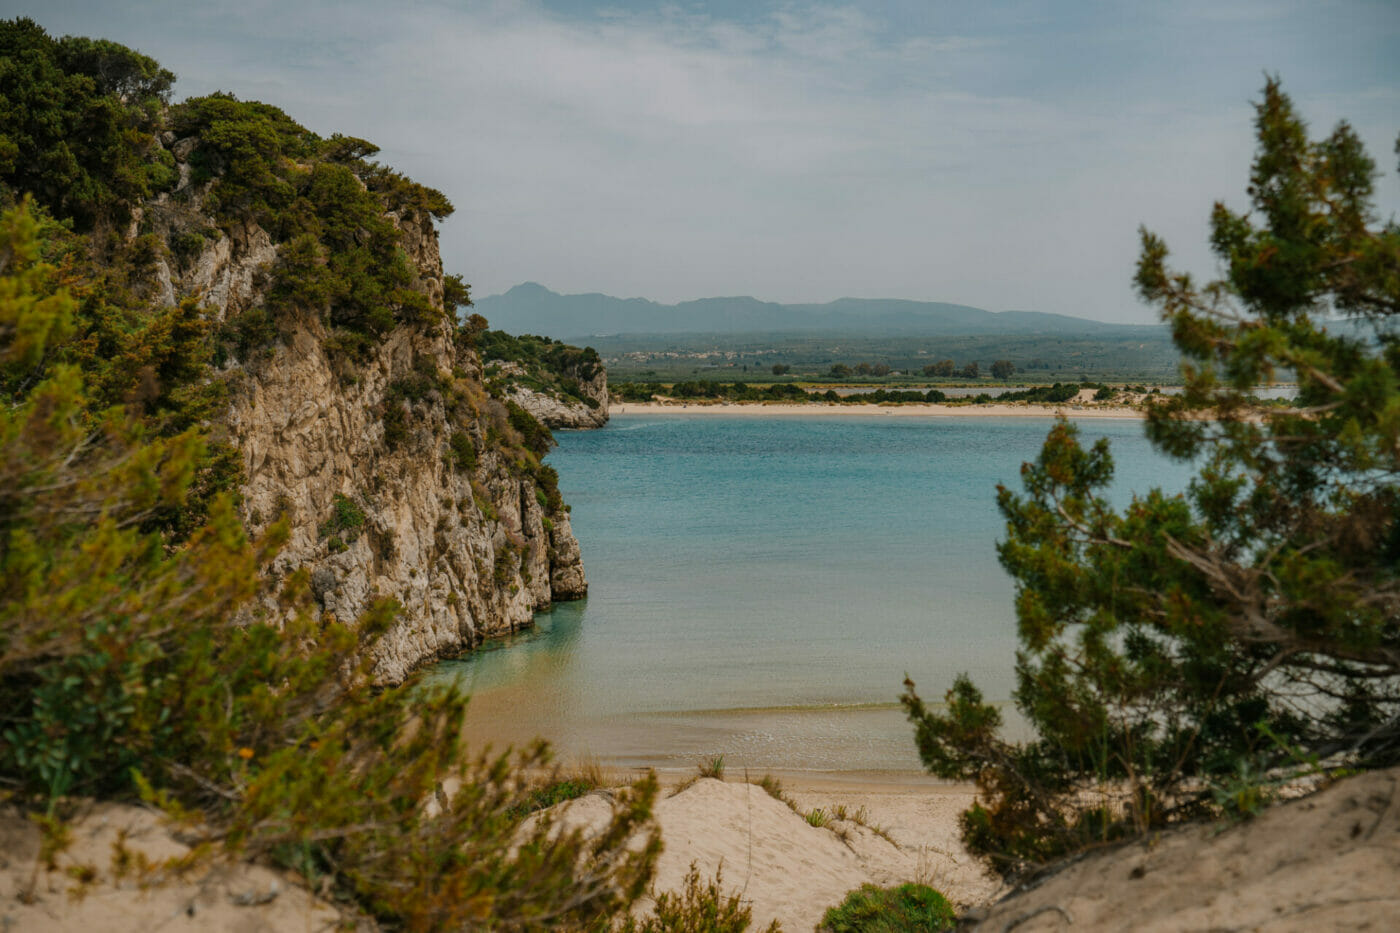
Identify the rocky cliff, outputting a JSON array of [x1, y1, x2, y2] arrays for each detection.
[[491, 360, 609, 429], [477, 330, 610, 429], [132, 124, 586, 684]]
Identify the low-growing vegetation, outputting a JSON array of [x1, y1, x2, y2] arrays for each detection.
[[619, 863, 782, 933], [820, 883, 956, 933], [697, 755, 726, 779]]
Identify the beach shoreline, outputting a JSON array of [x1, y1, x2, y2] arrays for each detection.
[[611, 400, 1145, 419]]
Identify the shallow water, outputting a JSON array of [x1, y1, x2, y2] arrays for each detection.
[[427, 414, 1194, 774]]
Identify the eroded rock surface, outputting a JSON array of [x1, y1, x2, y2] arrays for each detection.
[[494, 359, 610, 429], [139, 162, 586, 684]]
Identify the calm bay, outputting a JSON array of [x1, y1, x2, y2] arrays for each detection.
[[428, 413, 1194, 775]]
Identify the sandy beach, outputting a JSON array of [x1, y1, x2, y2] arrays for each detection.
[[612, 400, 1145, 419], [551, 771, 1003, 930]]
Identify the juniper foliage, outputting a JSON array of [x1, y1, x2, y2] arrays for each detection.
[[904, 79, 1400, 877]]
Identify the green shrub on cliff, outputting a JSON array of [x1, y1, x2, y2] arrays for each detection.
[[170, 92, 443, 358], [904, 80, 1400, 877], [0, 194, 239, 542], [479, 327, 606, 412]]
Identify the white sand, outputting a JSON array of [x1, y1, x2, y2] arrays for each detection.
[[3, 777, 990, 933], [553, 775, 1002, 930], [14, 767, 1394, 931], [0, 801, 342, 932], [967, 764, 1400, 931]]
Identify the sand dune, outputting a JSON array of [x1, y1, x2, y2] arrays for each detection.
[[551, 775, 1001, 930]]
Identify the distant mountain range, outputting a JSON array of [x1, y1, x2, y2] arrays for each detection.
[[475, 283, 1163, 341]]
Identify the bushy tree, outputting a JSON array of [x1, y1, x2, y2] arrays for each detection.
[[923, 360, 955, 377], [990, 359, 1015, 380], [904, 79, 1400, 878], [0, 19, 174, 228]]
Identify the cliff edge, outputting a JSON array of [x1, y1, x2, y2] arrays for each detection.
[[125, 101, 587, 684], [477, 329, 610, 429]]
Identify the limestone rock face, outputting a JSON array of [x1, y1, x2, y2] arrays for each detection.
[[141, 173, 586, 684], [547, 511, 588, 599]]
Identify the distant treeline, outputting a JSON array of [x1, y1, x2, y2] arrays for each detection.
[[614, 381, 1112, 405]]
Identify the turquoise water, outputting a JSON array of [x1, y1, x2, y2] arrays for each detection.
[[429, 414, 1194, 774]]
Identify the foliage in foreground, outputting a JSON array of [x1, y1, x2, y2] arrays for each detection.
[[819, 883, 956, 933], [904, 79, 1400, 878], [0, 190, 661, 930], [619, 863, 782, 933]]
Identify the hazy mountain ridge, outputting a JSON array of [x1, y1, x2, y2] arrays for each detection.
[[479, 282, 1165, 339]]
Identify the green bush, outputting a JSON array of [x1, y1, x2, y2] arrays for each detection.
[[614, 382, 658, 402], [534, 462, 565, 513], [317, 493, 366, 542], [447, 430, 477, 473], [217, 306, 279, 364], [506, 776, 598, 819], [477, 329, 602, 381], [382, 366, 447, 451], [620, 863, 781, 933], [820, 883, 955, 933], [507, 400, 555, 458]]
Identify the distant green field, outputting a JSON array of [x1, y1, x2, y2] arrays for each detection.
[[591, 332, 1183, 385]]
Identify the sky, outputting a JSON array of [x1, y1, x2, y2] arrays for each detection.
[[9, 0, 1400, 323]]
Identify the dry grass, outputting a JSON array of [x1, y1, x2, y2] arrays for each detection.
[[564, 754, 611, 788], [755, 774, 801, 814], [667, 755, 728, 798], [697, 755, 726, 780], [815, 802, 897, 845], [911, 843, 965, 897]]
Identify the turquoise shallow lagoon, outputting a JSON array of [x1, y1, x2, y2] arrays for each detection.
[[429, 413, 1194, 774]]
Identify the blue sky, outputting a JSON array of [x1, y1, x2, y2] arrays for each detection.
[[9, 0, 1400, 322]]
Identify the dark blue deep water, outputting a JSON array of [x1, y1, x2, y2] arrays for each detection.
[[429, 413, 1193, 774]]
